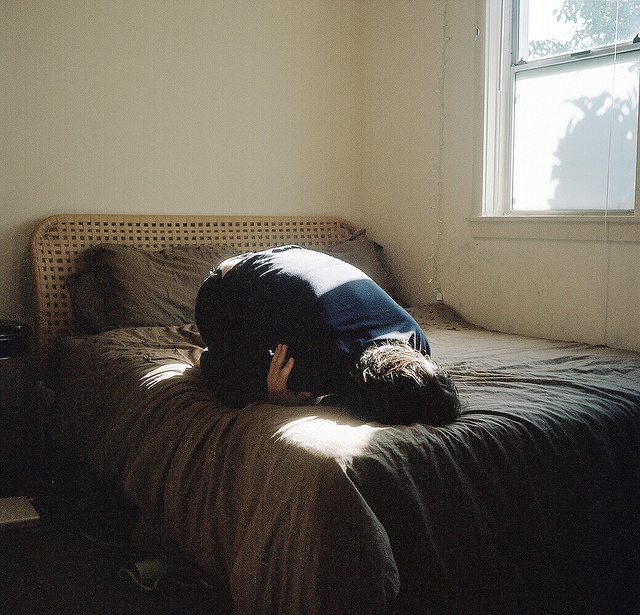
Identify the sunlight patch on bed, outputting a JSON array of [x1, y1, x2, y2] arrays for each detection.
[[141, 363, 190, 388], [275, 416, 387, 469]]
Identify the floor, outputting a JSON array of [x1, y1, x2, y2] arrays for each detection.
[[1, 495, 232, 615], [0, 410, 230, 614]]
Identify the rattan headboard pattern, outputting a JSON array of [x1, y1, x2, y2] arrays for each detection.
[[30, 213, 360, 373]]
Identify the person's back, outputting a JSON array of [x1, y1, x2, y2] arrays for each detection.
[[196, 245, 460, 425]]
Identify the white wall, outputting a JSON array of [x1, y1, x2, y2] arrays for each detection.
[[359, 0, 445, 307], [361, 0, 640, 352], [3, 0, 640, 352], [437, 0, 640, 352], [2, 0, 362, 322]]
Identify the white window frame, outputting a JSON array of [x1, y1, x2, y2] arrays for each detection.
[[481, 0, 640, 221]]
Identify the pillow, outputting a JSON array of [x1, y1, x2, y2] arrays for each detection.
[[67, 243, 242, 333], [67, 231, 401, 334], [322, 231, 401, 301]]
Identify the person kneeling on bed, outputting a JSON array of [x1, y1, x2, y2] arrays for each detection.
[[195, 245, 460, 426]]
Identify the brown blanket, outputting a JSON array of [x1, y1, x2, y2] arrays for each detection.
[[51, 305, 640, 614]]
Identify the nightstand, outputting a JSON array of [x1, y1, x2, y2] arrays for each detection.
[[0, 320, 40, 528]]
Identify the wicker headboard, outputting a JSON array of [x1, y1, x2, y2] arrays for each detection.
[[29, 213, 360, 374]]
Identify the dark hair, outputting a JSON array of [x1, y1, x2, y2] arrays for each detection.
[[350, 341, 461, 426]]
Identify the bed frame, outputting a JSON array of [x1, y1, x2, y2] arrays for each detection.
[[28, 214, 640, 615], [29, 213, 360, 374]]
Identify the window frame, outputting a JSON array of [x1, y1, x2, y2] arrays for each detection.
[[481, 0, 640, 220]]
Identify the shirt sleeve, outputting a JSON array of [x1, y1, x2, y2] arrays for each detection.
[[196, 268, 274, 407]]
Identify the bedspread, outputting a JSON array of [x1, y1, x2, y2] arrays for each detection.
[[50, 305, 640, 614]]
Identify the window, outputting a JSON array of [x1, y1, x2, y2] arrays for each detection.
[[484, 0, 640, 215]]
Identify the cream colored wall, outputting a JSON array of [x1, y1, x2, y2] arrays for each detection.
[[2, 0, 362, 323], [360, 0, 445, 306], [4, 1, 639, 351], [438, 0, 640, 352], [361, 0, 640, 352]]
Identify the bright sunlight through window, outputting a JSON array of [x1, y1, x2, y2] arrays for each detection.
[[486, 0, 640, 214]]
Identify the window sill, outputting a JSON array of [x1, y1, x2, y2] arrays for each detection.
[[468, 215, 640, 242]]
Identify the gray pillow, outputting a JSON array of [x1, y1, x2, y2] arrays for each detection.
[[66, 231, 400, 333], [67, 243, 241, 333]]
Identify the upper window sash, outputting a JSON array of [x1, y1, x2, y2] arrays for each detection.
[[513, 39, 640, 73], [514, 0, 640, 65]]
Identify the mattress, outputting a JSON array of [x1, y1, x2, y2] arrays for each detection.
[[50, 304, 640, 614]]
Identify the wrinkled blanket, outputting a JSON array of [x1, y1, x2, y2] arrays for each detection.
[[51, 305, 640, 614]]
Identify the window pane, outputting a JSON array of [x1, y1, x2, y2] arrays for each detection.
[[522, 0, 640, 62], [512, 56, 639, 211]]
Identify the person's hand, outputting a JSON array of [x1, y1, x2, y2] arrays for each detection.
[[267, 343, 312, 406]]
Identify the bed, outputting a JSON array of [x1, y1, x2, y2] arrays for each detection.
[[30, 214, 640, 615]]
